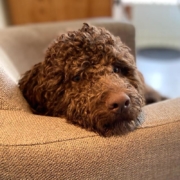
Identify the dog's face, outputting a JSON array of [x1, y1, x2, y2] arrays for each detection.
[[19, 23, 145, 136]]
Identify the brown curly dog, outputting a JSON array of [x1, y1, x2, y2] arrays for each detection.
[[19, 23, 166, 136]]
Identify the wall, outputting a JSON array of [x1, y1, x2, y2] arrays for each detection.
[[132, 4, 180, 49]]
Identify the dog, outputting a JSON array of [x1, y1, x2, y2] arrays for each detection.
[[19, 23, 166, 136]]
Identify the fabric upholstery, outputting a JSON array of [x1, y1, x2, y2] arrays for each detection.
[[1, 98, 180, 179], [0, 20, 179, 179], [0, 65, 30, 112]]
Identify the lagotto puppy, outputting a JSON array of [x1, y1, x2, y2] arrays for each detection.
[[19, 23, 165, 136]]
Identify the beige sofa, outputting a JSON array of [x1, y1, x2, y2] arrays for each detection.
[[0, 20, 180, 180]]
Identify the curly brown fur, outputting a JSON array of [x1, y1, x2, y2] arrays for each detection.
[[19, 23, 153, 136]]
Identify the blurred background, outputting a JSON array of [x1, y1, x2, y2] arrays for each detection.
[[0, 0, 180, 98]]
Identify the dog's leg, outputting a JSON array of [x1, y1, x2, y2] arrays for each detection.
[[137, 70, 167, 104], [144, 84, 167, 104]]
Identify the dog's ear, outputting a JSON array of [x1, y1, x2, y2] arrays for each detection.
[[18, 63, 43, 113], [18, 61, 65, 115]]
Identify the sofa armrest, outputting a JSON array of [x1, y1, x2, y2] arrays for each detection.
[[1, 98, 180, 179], [0, 64, 30, 112]]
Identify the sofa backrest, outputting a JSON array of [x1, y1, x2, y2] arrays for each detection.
[[0, 20, 135, 82]]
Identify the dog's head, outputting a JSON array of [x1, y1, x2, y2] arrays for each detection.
[[19, 23, 145, 136]]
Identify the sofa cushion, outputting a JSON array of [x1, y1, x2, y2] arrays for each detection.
[[0, 64, 30, 112], [0, 98, 180, 179], [0, 97, 179, 146]]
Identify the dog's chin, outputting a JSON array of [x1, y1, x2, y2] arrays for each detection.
[[73, 104, 142, 137], [104, 113, 140, 136], [68, 110, 141, 137], [97, 110, 141, 137]]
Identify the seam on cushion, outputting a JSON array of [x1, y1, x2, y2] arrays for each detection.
[[0, 108, 32, 113], [1, 120, 180, 147], [0, 135, 98, 147], [0, 91, 30, 112], [138, 119, 180, 129], [0, 95, 31, 112]]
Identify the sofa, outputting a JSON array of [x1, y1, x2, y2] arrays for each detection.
[[0, 20, 180, 180]]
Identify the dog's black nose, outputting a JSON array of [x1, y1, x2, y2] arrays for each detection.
[[107, 92, 130, 113]]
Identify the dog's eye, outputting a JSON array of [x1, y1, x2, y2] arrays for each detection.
[[113, 65, 129, 76], [113, 66, 121, 73], [72, 75, 81, 82]]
